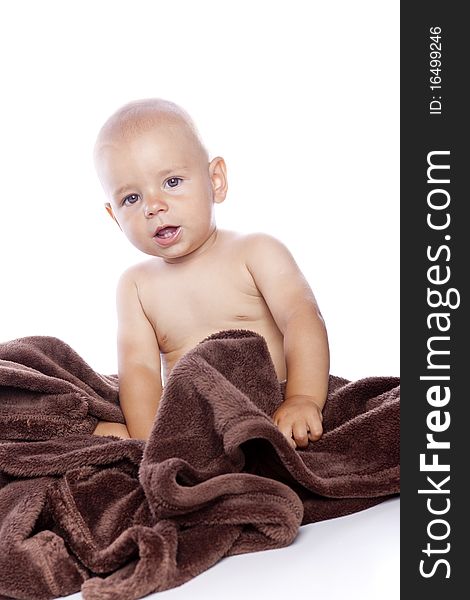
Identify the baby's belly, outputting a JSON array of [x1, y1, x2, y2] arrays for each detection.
[[161, 322, 286, 384]]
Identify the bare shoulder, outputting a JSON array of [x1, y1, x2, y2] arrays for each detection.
[[219, 230, 290, 255], [243, 231, 289, 249], [236, 231, 296, 265], [116, 258, 164, 289]]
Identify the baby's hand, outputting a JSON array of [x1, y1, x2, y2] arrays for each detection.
[[272, 395, 324, 449]]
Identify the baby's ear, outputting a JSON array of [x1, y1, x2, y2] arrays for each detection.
[[209, 157, 228, 204], [104, 202, 122, 230]]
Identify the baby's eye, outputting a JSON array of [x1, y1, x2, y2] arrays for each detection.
[[165, 177, 183, 189], [123, 193, 139, 206]]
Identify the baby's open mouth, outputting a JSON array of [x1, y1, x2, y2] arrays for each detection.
[[155, 226, 180, 239], [153, 225, 182, 247]]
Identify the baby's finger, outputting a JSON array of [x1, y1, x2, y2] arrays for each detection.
[[292, 422, 310, 448], [276, 423, 297, 449], [306, 417, 323, 442]]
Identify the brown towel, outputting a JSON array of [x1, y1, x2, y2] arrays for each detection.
[[0, 329, 399, 600]]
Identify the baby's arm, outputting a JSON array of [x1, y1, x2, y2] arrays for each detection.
[[245, 234, 330, 448], [113, 267, 163, 440]]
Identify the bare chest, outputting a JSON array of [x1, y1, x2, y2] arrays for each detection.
[[138, 259, 268, 354]]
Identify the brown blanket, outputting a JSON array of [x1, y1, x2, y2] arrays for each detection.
[[0, 329, 399, 600]]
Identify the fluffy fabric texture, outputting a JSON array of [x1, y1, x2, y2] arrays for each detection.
[[0, 330, 399, 600]]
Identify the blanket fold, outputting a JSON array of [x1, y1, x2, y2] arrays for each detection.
[[0, 329, 399, 600]]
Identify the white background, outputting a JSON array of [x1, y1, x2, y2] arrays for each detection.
[[0, 0, 399, 380], [1, 3, 400, 598]]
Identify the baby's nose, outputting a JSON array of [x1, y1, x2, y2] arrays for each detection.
[[144, 195, 168, 217]]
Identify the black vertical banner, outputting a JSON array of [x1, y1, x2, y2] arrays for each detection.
[[401, 2, 468, 597]]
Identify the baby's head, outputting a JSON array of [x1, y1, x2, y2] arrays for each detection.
[[94, 99, 227, 262]]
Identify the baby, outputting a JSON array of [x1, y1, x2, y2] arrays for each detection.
[[92, 99, 329, 449]]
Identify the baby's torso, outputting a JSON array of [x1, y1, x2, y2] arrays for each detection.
[[133, 230, 286, 383]]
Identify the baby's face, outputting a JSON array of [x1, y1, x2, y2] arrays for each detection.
[[96, 121, 226, 262]]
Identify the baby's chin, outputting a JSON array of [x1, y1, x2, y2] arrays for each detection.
[[136, 240, 196, 263], [126, 233, 183, 259], [132, 226, 218, 262]]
